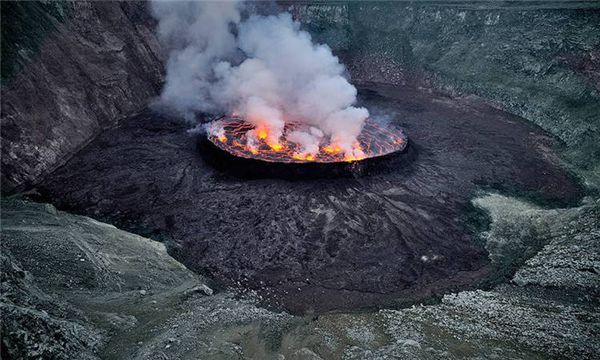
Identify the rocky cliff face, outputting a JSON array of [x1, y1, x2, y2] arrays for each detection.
[[1, 1, 164, 193], [288, 1, 600, 185], [2, 1, 598, 193]]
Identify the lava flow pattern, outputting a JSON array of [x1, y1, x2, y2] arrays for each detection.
[[206, 116, 408, 163]]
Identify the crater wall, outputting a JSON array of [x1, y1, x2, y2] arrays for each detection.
[[288, 1, 600, 184], [2, 1, 598, 191], [1, 1, 164, 193]]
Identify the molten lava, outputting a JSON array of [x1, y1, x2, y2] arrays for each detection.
[[206, 116, 407, 163]]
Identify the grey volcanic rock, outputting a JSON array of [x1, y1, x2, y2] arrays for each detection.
[[1, 1, 163, 193], [2, 196, 597, 359], [3, 1, 598, 196], [0, 198, 210, 359], [0, 198, 297, 360], [333, 196, 600, 360], [37, 83, 584, 313], [1, 251, 102, 360], [472, 193, 600, 290], [289, 2, 600, 186], [510, 200, 600, 291], [1, 2, 597, 358]]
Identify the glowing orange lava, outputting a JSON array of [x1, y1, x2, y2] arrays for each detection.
[[206, 116, 407, 163], [268, 142, 283, 151], [257, 128, 268, 140]]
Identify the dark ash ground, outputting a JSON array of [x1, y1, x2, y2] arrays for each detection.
[[37, 84, 584, 314]]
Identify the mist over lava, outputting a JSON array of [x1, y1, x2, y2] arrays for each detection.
[[151, 1, 369, 159]]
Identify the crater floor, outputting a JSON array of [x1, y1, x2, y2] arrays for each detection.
[[37, 84, 584, 313]]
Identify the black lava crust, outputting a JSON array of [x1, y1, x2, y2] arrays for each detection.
[[37, 84, 584, 314]]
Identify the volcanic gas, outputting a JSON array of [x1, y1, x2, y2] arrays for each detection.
[[205, 116, 408, 164], [152, 2, 378, 163]]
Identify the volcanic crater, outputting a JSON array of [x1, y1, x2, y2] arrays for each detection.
[[199, 116, 409, 179], [36, 83, 584, 314]]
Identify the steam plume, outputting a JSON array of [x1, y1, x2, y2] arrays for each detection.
[[151, 1, 369, 158]]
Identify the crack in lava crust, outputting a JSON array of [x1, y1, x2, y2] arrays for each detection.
[[206, 117, 408, 163]]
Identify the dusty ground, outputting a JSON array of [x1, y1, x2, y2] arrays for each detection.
[[36, 83, 584, 314]]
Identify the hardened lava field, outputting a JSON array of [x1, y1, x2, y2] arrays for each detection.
[[37, 84, 585, 314], [205, 116, 408, 164]]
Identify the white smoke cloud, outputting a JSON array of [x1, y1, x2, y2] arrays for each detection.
[[152, 1, 369, 158], [151, 1, 241, 119]]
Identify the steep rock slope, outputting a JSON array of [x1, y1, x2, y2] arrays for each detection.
[[1, 198, 209, 359], [288, 1, 600, 185], [3, 2, 598, 192], [1, 1, 163, 193]]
